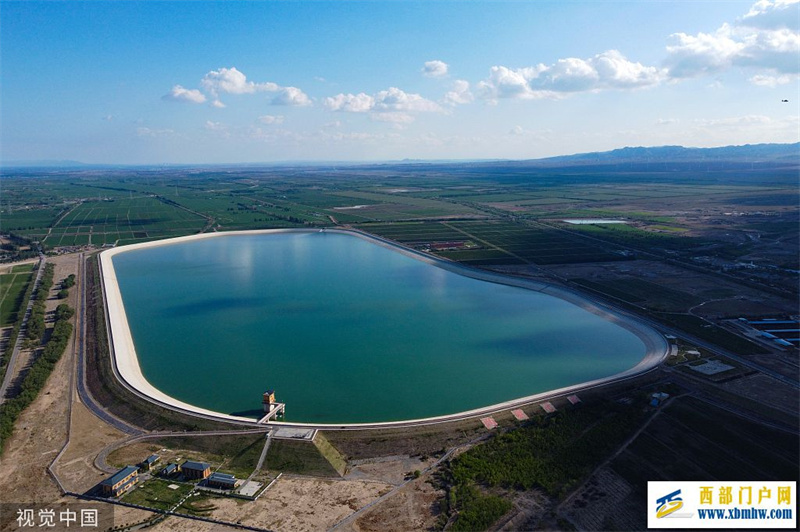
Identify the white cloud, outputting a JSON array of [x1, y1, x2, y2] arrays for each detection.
[[203, 121, 231, 138], [160, 66, 311, 108], [324, 87, 441, 125], [476, 65, 552, 101], [136, 127, 175, 138], [443, 80, 474, 105], [694, 114, 773, 127], [324, 93, 375, 112], [656, 118, 680, 125], [245, 127, 304, 143], [749, 73, 796, 85], [162, 85, 207, 104], [683, 114, 800, 144], [477, 51, 662, 101], [666, 1, 800, 77], [510, 125, 525, 136], [371, 112, 415, 128], [258, 115, 285, 125], [204, 120, 228, 131], [374, 87, 442, 112], [422, 60, 449, 78], [741, 0, 800, 29], [200, 67, 278, 97], [534, 51, 664, 91], [271, 86, 312, 106]]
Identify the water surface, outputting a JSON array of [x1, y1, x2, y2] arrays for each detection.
[[112, 232, 646, 423]]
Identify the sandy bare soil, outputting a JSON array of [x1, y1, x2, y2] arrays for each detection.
[[351, 475, 443, 532], [52, 400, 128, 493], [105, 441, 164, 469], [150, 476, 392, 532], [346, 455, 436, 485]]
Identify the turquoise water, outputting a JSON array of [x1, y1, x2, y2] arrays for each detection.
[[112, 232, 646, 423]]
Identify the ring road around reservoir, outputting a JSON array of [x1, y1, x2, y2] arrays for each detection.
[[99, 228, 669, 430]]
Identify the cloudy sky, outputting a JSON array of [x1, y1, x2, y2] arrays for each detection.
[[1, 0, 798, 164]]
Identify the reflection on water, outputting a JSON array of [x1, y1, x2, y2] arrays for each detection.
[[112, 232, 646, 423]]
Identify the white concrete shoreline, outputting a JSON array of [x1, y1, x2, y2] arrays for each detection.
[[99, 228, 669, 429]]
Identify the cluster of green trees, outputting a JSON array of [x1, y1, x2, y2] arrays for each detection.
[[55, 303, 75, 321], [455, 402, 646, 496], [0, 304, 74, 453], [57, 274, 76, 299], [437, 480, 512, 532], [25, 263, 55, 342], [436, 400, 649, 530]]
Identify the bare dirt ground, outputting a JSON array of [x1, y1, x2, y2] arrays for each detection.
[[106, 441, 165, 469], [345, 455, 436, 485], [149, 476, 393, 532], [350, 475, 443, 532], [0, 341, 69, 503], [48, 254, 81, 313], [52, 400, 128, 492]]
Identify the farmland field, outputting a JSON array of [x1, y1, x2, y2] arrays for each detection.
[[42, 197, 207, 247], [1, 160, 796, 359], [362, 220, 631, 266], [0, 267, 33, 326], [610, 396, 798, 485]]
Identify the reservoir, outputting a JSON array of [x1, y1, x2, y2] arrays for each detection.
[[109, 230, 652, 424]]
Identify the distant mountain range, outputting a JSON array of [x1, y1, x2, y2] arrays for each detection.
[[528, 143, 799, 166], [2, 143, 797, 169]]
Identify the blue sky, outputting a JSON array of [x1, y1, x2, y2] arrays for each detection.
[[1, 0, 798, 164]]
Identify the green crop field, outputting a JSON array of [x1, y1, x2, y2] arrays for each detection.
[[0, 270, 33, 326], [43, 197, 207, 246], [1, 206, 66, 238], [360, 220, 631, 266], [446, 220, 630, 265]]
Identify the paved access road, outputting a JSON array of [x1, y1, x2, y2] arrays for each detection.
[[74, 253, 142, 435]]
